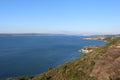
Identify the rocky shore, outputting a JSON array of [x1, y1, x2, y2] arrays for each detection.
[[79, 46, 99, 54]]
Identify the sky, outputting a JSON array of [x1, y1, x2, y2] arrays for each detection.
[[0, 0, 120, 35]]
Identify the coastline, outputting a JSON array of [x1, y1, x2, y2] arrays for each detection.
[[79, 46, 99, 54], [6, 37, 120, 80], [2, 37, 104, 77], [83, 37, 107, 42], [79, 37, 108, 54], [1, 35, 105, 79], [15, 37, 120, 80]]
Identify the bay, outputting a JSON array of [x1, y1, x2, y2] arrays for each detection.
[[0, 35, 105, 79]]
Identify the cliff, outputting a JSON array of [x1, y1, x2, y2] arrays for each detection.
[[11, 38, 120, 80]]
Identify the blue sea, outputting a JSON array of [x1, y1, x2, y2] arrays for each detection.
[[0, 35, 105, 79]]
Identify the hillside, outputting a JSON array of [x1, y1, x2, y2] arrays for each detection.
[[11, 38, 120, 80]]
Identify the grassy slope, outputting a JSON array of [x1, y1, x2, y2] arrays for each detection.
[[15, 38, 120, 80]]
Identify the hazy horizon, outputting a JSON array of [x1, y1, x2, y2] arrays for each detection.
[[0, 0, 120, 34]]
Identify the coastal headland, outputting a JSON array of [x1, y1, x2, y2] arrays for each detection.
[[7, 36, 120, 80]]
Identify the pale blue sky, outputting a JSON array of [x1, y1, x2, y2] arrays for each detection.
[[0, 0, 120, 35]]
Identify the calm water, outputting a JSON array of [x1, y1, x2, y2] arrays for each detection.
[[0, 35, 105, 79]]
